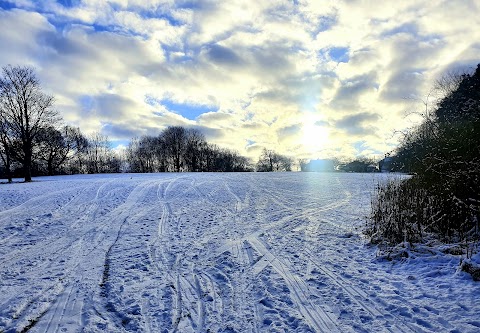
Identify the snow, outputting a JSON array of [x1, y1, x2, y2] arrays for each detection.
[[0, 172, 479, 333]]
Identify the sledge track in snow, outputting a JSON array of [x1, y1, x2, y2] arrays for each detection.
[[0, 173, 471, 332], [248, 236, 340, 332]]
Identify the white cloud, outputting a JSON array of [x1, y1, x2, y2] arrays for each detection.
[[1, 1, 479, 161]]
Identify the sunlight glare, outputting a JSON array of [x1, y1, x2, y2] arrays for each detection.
[[302, 117, 329, 151]]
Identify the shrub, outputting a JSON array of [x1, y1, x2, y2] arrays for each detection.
[[367, 65, 480, 256]]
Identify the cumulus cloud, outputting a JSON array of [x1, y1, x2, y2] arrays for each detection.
[[330, 72, 379, 110], [335, 112, 381, 137], [1, 0, 479, 161]]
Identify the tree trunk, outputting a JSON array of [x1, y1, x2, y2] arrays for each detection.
[[23, 142, 32, 182], [48, 158, 54, 176], [24, 153, 32, 181], [6, 156, 12, 183]]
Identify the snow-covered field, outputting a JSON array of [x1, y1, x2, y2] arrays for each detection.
[[0, 173, 479, 333]]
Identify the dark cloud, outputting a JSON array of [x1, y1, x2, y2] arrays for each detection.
[[380, 69, 425, 102], [94, 93, 136, 120], [205, 44, 243, 66], [197, 111, 233, 124], [311, 12, 338, 36], [255, 88, 294, 103], [245, 144, 263, 153], [253, 47, 293, 71], [349, 48, 378, 66], [190, 125, 224, 140], [251, 44, 295, 73], [101, 123, 139, 139], [241, 122, 263, 130], [284, 73, 336, 102], [380, 33, 445, 102], [0, 9, 53, 65], [277, 123, 301, 139], [314, 120, 329, 127], [255, 73, 335, 107], [436, 43, 480, 75], [381, 22, 419, 38], [330, 72, 378, 110], [335, 112, 380, 136]]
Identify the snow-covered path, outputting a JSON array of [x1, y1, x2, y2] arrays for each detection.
[[0, 173, 479, 333]]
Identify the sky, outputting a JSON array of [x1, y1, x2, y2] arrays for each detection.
[[0, 0, 479, 162]]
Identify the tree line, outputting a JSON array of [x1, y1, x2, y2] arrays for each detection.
[[0, 64, 391, 182], [0, 65, 258, 182], [125, 127, 253, 173]]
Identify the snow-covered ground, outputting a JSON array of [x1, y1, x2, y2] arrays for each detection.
[[0, 173, 479, 333]]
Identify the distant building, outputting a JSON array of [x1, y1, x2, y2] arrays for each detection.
[[301, 159, 335, 172]]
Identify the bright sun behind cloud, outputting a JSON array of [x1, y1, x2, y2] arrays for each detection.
[[0, 1, 478, 159], [302, 115, 329, 154]]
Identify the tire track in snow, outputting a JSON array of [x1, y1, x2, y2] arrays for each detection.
[[193, 274, 206, 333], [299, 210, 429, 333], [301, 248, 420, 333], [166, 174, 355, 332], [142, 179, 177, 332], [183, 176, 256, 331], [152, 177, 210, 332], [93, 180, 162, 331], [0, 173, 455, 332], [0, 179, 126, 270], [229, 239, 260, 332], [9, 179, 153, 332], [240, 241, 261, 333], [194, 176, 344, 331], [248, 236, 340, 333], [0, 180, 136, 333], [198, 177, 263, 331], [41, 277, 84, 333], [197, 271, 225, 331]]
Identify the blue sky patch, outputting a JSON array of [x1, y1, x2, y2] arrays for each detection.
[[0, 1, 16, 10], [329, 47, 349, 63], [91, 23, 114, 33], [161, 98, 219, 120], [353, 141, 367, 151], [246, 139, 256, 147], [110, 139, 130, 149], [56, 0, 79, 8]]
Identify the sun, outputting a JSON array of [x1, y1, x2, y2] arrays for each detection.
[[302, 117, 329, 151]]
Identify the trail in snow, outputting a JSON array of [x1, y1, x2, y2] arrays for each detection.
[[0, 173, 479, 333]]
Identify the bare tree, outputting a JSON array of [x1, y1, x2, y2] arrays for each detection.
[[0, 118, 14, 182], [85, 132, 112, 174], [162, 126, 187, 172], [434, 70, 466, 100], [184, 128, 206, 172], [66, 127, 89, 174], [0, 65, 59, 181], [256, 148, 292, 172], [35, 125, 87, 175]]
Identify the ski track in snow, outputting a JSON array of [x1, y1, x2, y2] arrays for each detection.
[[0, 173, 479, 333]]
